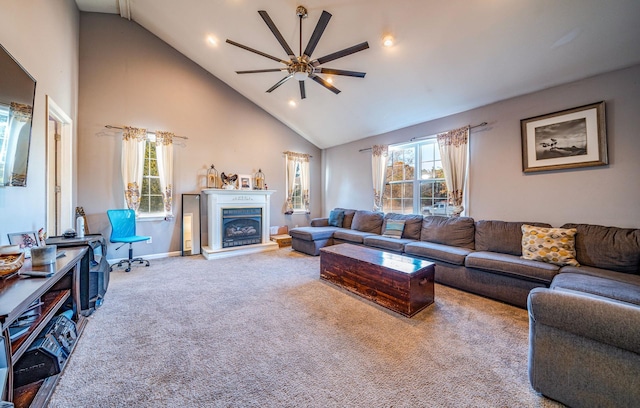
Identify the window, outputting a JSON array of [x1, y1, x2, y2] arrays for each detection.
[[290, 162, 304, 211], [284, 151, 310, 214], [139, 137, 164, 215], [383, 138, 450, 215]]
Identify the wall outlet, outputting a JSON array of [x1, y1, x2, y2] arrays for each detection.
[[147, 237, 152, 244]]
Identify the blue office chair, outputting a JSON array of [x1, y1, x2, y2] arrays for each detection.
[[107, 209, 151, 272]]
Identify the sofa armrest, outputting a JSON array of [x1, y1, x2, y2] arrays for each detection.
[[310, 218, 329, 227], [528, 287, 640, 354]]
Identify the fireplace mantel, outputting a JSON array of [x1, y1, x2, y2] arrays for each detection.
[[201, 189, 278, 260]]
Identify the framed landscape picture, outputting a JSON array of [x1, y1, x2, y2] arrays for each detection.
[[521, 101, 607, 173]]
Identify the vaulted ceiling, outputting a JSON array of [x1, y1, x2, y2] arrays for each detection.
[[75, 0, 640, 149]]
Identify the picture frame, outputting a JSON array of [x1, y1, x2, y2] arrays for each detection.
[[238, 174, 252, 190], [521, 101, 607, 173], [8, 231, 40, 258]]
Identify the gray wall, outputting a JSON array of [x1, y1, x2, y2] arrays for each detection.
[[77, 13, 321, 259], [324, 64, 640, 228], [0, 0, 79, 245]]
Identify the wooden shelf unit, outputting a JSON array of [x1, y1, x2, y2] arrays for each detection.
[[0, 247, 87, 407]]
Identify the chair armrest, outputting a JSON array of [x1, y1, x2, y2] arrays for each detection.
[[310, 218, 329, 227], [528, 288, 640, 354]]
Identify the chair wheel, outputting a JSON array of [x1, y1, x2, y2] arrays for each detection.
[[125, 267, 131, 272]]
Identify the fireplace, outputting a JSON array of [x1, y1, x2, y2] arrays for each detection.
[[201, 189, 277, 259], [222, 208, 262, 248]]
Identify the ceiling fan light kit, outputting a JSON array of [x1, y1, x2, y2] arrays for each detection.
[[226, 5, 369, 100]]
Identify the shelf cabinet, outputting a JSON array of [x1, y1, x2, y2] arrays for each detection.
[[0, 247, 87, 407]]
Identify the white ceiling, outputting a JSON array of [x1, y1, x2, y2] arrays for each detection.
[[75, 0, 640, 149]]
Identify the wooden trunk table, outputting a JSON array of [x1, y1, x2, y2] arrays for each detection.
[[320, 243, 435, 317]]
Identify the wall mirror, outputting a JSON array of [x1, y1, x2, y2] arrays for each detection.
[[182, 194, 201, 256], [0, 43, 36, 187]]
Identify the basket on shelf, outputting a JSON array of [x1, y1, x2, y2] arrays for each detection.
[[0, 252, 25, 279]]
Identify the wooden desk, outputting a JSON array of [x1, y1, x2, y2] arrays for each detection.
[[0, 247, 87, 407]]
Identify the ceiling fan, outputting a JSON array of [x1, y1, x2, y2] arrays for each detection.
[[226, 5, 369, 99]]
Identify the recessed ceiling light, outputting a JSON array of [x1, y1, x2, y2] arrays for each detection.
[[289, 100, 297, 107], [206, 36, 218, 46], [382, 35, 394, 47], [326, 77, 333, 84]]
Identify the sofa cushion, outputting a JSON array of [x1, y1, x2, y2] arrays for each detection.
[[561, 223, 640, 274], [560, 265, 640, 286], [333, 229, 378, 244], [363, 236, 416, 253], [551, 273, 640, 306], [404, 241, 472, 265], [289, 226, 339, 242], [334, 208, 357, 229], [475, 220, 552, 256], [465, 251, 559, 284], [310, 218, 329, 227], [383, 213, 423, 240], [328, 210, 345, 227], [521, 225, 579, 267], [420, 216, 475, 249], [351, 210, 384, 234], [382, 220, 405, 238]]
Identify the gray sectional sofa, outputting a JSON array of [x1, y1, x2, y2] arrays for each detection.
[[290, 208, 640, 407]]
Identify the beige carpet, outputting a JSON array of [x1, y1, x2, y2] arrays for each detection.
[[49, 248, 562, 407]]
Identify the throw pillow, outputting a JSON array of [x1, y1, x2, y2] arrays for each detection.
[[521, 224, 580, 267], [383, 220, 406, 239], [328, 210, 345, 227]]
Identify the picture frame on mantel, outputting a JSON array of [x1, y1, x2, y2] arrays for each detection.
[[238, 174, 252, 190], [521, 101, 607, 173]]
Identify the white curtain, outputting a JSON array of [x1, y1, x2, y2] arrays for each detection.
[[284, 151, 311, 214], [155, 131, 174, 219], [121, 126, 147, 212], [437, 126, 469, 217], [299, 155, 310, 214], [371, 144, 388, 211]]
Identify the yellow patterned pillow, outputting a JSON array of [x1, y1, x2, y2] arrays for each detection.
[[521, 224, 580, 267]]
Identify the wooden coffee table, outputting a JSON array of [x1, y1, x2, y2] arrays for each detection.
[[320, 243, 435, 317]]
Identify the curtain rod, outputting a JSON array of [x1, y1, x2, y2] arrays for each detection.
[[283, 151, 313, 158], [104, 125, 188, 140], [358, 122, 487, 152]]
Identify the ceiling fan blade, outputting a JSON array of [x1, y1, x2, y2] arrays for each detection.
[[258, 10, 296, 61], [312, 42, 370, 66], [318, 68, 366, 78], [303, 10, 332, 59], [226, 39, 288, 64], [299, 81, 306, 99], [266, 74, 294, 93], [236, 68, 288, 74], [309, 74, 341, 94]]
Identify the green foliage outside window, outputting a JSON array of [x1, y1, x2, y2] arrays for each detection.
[[140, 140, 164, 214]]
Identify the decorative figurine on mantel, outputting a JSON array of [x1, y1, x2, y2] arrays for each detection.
[[220, 172, 238, 190], [207, 165, 219, 189], [254, 169, 265, 190]]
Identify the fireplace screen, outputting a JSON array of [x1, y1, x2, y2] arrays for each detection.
[[222, 208, 262, 248]]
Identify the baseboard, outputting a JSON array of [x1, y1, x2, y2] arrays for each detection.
[[107, 250, 181, 265]]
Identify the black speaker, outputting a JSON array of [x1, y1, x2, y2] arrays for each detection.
[[13, 335, 65, 388], [12, 315, 78, 388]]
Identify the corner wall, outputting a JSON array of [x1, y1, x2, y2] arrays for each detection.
[[0, 0, 79, 244], [77, 13, 321, 259], [324, 64, 640, 228]]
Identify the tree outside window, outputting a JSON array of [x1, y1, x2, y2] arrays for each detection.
[[140, 139, 164, 214], [382, 139, 450, 215]]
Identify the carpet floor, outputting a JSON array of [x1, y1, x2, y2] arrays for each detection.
[[48, 248, 562, 407]]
